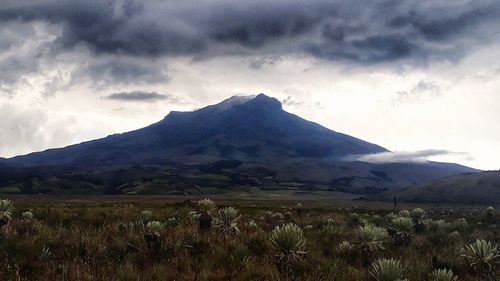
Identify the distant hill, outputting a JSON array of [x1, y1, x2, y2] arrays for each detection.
[[0, 94, 477, 195], [389, 171, 500, 204]]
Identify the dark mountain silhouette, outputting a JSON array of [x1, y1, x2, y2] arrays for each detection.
[[7, 94, 387, 166], [0, 94, 478, 195]]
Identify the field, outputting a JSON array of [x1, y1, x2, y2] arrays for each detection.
[[0, 195, 499, 281]]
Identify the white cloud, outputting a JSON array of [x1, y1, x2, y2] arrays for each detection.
[[0, 103, 75, 157], [343, 149, 469, 164]]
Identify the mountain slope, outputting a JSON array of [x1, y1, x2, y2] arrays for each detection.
[[7, 94, 387, 167], [392, 171, 500, 204]]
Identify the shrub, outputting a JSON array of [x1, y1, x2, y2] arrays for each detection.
[[269, 223, 307, 278], [246, 220, 258, 229], [0, 199, 14, 226], [146, 221, 165, 233], [389, 217, 414, 245], [337, 241, 355, 261], [197, 199, 216, 213], [197, 199, 216, 231], [21, 211, 34, 221], [411, 208, 426, 232], [356, 224, 388, 254], [215, 207, 241, 237], [486, 206, 495, 224], [398, 210, 411, 218], [369, 258, 405, 281], [461, 239, 500, 278], [139, 210, 153, 223], [429, 268, 458, 281]]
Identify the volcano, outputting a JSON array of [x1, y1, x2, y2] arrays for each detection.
[[0, 94, 477, 195]]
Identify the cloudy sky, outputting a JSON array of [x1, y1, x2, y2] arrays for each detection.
[[0, 0, 499, 170]]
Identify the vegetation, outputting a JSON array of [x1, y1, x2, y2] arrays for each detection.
[[0, 197, 498, 280], [430, 268, 458, 281], [0, 198, 14, 226], [461, 239, 500, 279], [369, 258, 406, 281]]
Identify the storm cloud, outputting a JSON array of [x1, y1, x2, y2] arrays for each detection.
[[102, 91, 172, 102], [1, 0, 499, 64], [1, 0, 500, 170]]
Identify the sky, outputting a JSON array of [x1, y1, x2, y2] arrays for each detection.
[[0, 0, 499, 170]]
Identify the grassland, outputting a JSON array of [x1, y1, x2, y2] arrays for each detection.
[[0, 195, 499, 281]]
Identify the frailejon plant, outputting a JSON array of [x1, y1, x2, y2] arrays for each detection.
[[247, 220, 258, 229], [453, 218, 468, 232], [296, 202, 303, 216], [430, 268, 458, 281], [386, 212, 398, 222], [370, 258, 406, 281], [165, 217, 179, 228], [0, 199, 14, 227], [144, 221, 166, 254], [223, 245, 250, 281], [411, 208, 426, 232], [486, 206, 495, 224], [188, 210, 200, 226], [146, 221, 165, 234], [139, 210, 153, 224], [197, 199, 216, 231], [389, 217, 414, 246], [269, 223, 307, 279], [426, 219, 447, 232], [461, 239, 500, 279], [21, 211, 34, 221], [398, 210, 411, 218], [215, 207, 241, 237], [337, 241, 355, 260], [356, 223, 388, 265]]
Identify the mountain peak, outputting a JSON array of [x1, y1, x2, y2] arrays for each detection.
[[193, 93, 282, 113], [249, 93, 282, 109], [216, 93, 281, 110], [162, 93, 281, 121], [212, 95, 256, 111]]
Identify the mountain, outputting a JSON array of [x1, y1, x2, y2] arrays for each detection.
[[388, 171, 500, 204], [0, 94, 477, 195], [7, 94, 387, 166]]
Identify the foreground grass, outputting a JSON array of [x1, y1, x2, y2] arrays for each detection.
[[0, 197, 499, 281]]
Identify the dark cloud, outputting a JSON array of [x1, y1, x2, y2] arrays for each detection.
[[0, 0, 499, 64], [309, 33, 417, 63], [101, 91, 171, 102], [0, 21, 51, 96], [247, 56, 283, 70], [74, 58, 169, 88], [388, 3, 498, 41], [392, 80, 441, 105]]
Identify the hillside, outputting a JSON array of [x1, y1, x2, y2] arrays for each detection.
[[391, 171, 500, 204]]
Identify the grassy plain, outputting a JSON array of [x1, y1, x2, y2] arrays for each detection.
[[0, 194, 498, 281]]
